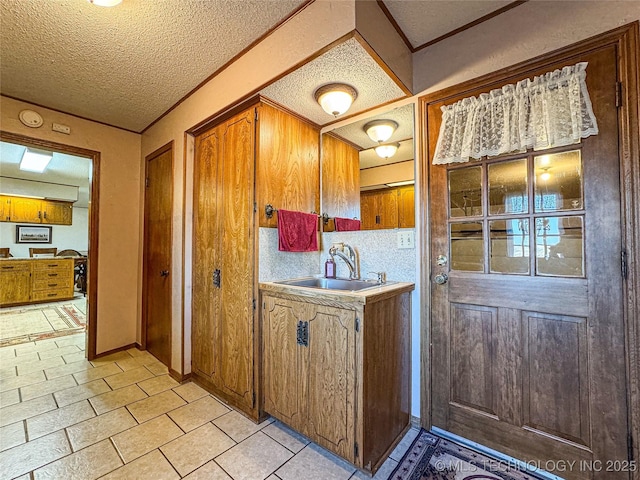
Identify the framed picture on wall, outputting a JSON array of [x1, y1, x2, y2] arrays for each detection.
[[16, 225, 52, 244]]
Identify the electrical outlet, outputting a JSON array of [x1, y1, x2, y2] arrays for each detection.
[[397, 230, 415, 249], [52, 123, 71, 134]]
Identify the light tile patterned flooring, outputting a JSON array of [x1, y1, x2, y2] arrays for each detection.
[[0, 332, 419, 479]]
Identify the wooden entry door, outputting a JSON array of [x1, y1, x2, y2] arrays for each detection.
[[143, 144, 173, 367], [192, 108, 257, 415], [428, 46, 629, 479]]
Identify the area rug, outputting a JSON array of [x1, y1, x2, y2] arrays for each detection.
[[391, 430, 543, 480], [0, 304, 86, 347]]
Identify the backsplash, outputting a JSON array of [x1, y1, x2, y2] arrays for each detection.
[[259, 227, 417, 284], [258, 228, 320, 282], [321, 229, 417, 284]]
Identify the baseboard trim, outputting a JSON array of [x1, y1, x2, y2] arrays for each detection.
[[94, 343, 137, 359], [169, 368, 191, 383], [410, 415, 421, 429]]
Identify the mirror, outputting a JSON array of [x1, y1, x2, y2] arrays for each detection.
[[321, 103, 415, 231]]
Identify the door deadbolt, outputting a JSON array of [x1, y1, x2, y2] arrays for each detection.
[[436, 255, 448, 267]]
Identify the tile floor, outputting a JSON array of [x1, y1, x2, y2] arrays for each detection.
[[0, 332, 419, 480]]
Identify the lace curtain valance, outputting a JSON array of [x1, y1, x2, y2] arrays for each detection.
[[432, 62, 599, 165]]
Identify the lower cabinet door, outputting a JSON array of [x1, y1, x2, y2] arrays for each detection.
[[262, 295, 357, 464], [0, 262, 31, 305], [262, 296, 304, 430]]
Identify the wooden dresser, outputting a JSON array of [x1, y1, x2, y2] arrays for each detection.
[[0, 258, 75, 307]]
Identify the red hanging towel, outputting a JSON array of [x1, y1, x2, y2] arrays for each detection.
[[277, 209, 318, 252], [334, 217, 361, 232]]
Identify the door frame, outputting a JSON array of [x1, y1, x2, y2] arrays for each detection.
[[418, 22, 640, 468], [1, 130, 101, 361], [141, 141, 174, 360]]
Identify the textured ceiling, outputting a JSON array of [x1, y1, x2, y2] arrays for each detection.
[[0, 142, 91, 207], [382, 0, 514, 48], [260, 38, 405, 126], [0, 0, 305, 132]]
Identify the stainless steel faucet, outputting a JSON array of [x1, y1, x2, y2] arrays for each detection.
[[329, 243, 359, 280]]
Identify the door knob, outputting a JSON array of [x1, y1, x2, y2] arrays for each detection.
[[160, 270, 169, 277], [433, 273, 448, 285]]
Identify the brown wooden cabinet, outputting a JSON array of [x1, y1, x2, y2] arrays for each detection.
[[397, 185, 415, 228], [360, 188, 398, 230], [41, 200, 73, 225], [191, 98, 319, 421], [0, 258, 75, 307], [0, 195, 73, 225], [322, 134, 359, 231], [360, 185, 414, 230], [261, 281, 414, 474], [0, 261, 31, 305], [263, 295, 356, 461]]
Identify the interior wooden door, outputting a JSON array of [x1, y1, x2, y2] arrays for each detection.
[[429, 46, 629, 479], [143, 144, 173, 367], [192, 108, 256, 415]]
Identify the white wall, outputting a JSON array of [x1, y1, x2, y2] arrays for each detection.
[[0, 206, 88, 258], [413, 1, 640, 95]]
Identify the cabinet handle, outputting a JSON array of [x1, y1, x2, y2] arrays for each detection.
[[48, 283, 59, 287], [2, 266, 15, 269], [43, 211, 47, 219], [48, 273, 58, 277], [296, 320, 309, 347], [212, 269, 221, 288]]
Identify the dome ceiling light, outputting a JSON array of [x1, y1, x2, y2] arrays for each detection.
[[364, 120, 398, 143], [88, 0, 123, 6], [374, 143, 400, 159], [314, 83, 358, 117]]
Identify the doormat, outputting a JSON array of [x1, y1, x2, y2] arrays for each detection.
[[0, 304, 86, 347], [390, 430, 543, 480]]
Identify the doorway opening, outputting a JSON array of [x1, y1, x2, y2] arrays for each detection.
[[0, 132, 100, 360]]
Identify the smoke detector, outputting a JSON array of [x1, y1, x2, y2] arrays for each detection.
[[19, 110, 44, 128]]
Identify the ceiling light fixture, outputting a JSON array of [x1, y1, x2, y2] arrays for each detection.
[[314, 83, 357, 117], [20, 148, 53, 173], [374, 143, 400, 159], [364, 120, 398, 143], [88, 0, 122, 6], [540, 167, 551, 181], [386, 180, 415, 187]]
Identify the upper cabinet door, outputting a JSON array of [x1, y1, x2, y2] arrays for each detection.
[[42, 200, 72, 225], [9, 196, 42, 223], [257, 102, 320, 228]]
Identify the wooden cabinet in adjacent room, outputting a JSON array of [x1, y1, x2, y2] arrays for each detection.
[[191, 97, 319, 421], [0, 261, 31, 305], [0, 258, 75, 307], [0, 195, 73, 225]]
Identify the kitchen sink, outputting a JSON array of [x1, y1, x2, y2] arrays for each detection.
[[275, 277, 384, 291]]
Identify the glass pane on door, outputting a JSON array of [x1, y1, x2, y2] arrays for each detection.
[[449, 166, 482, 218], [450, 222, 484, 271], [490, 219, 529, 274], [488, 159, 528, 215], [535, 215, 584, 277], [534, 150, 583, 212]]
